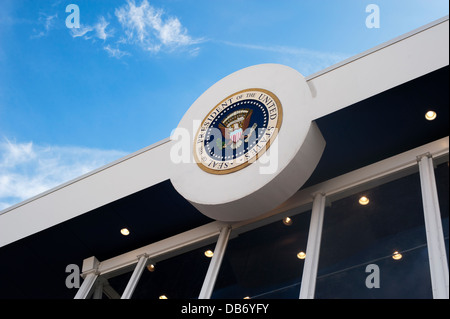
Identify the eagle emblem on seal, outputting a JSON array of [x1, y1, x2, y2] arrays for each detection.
[[218, 109, 257, 149]]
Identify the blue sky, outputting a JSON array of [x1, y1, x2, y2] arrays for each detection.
[[0, 0, 448, 210]]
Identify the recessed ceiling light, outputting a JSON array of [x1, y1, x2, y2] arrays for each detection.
[[359, 196, 370, 205], [425, 110, 437, 121], [297, 251, 306, 259], [283, 217, 293, 226], [120, 228, 130, 236], [204, 249, 214, 258], [392, 251, 403, 260], [159, 295, 168, 299], [147, 264, 155, 272]]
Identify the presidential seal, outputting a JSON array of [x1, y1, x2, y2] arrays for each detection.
[[194, 88, 282, 174]]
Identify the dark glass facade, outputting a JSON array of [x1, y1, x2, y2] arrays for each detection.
[[315, 172, 433, 298]]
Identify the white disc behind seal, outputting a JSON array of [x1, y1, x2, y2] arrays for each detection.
[[170, 64, 325, 221]]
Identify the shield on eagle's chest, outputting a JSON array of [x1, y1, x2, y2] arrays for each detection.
[[229, 128, 243, 143]]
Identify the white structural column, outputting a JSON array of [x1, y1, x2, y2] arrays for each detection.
[[74, 273, 98, 299], [74, 256, 100, 299], [417, 154, 449, 299], [121, 254, 149, 299], [299, 193, 326, 299], [92, 279, 104, 299], [198, 225, 232, 299]]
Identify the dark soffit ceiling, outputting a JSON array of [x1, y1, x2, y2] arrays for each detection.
[[304, 65, 449, 188], [0, 65, 448, 299]]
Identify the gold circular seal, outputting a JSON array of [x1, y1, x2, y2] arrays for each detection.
[[194, 88, 282, 174]]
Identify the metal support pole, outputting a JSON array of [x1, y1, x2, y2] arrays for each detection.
[[299, 193, 326, 299], [92, 279, 104, 299], [74, 256, 99, 299], [121, 254, 148, 299], [418, 154, 449, 299], [198, 225, 232, 299], [74, 272, 98, 299]]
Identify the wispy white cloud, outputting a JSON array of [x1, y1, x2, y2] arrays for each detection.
[[70, 16, 113, 40], [31, 13, 58, 38], [95, 16, 113, 40], [115, 0, 202, 53], [221, 41, 351, 76], [70, 24, 93, 38], [0, 138, 126, 211], [104, 44, 130, 58], [66, 0, 201, 58]]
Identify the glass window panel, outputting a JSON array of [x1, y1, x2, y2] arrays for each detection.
[[131, 242, 214, 299], [435, 161, 449, 263], [315, 171, 433, 299], [212, 211, 311, 299]]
